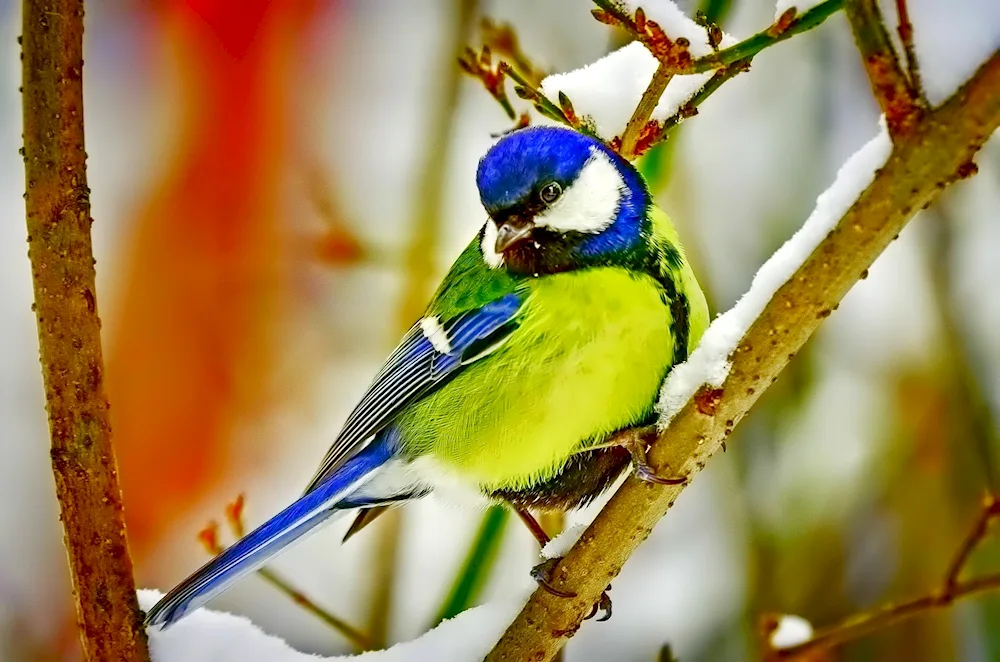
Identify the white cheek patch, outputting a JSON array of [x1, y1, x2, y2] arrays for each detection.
[[419, 316, 452, 353], [480, 219, 505, 269], [534, 149, 624, 234]]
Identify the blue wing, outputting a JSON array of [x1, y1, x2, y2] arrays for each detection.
[[302, 291, 523, 493], [145, 292, 525, 629]]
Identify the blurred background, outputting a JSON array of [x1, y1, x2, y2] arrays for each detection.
[[2, 0, 1000, 660]]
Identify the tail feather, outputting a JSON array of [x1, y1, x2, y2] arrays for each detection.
[[144, 439, 394, 629]]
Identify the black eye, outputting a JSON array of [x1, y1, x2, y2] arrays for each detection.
[[539, 182, 562, 204]]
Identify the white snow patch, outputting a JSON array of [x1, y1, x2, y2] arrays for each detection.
[[656, 121, 892, 424], [774, 0, 826, 21], [769, 614, 814, 649], [540, 1, 737, 141], [540, 523, 590, 560], [140, 589, 527, 662]]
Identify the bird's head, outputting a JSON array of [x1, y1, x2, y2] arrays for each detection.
[[475, 126, 650, 275]]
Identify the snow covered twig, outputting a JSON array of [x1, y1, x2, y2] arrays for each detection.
[[463, 0, 844, 155], [487, 49, 1000, 662], [770, 494, 1000, 658], [20, 1, 150, 660], [601, 0, 844, 157]]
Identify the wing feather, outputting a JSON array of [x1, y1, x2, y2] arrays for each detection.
[[303, 291, 523, 493]]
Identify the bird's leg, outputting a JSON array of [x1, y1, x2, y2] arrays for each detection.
[[611, 425, 687, 486], [514, 507, 577, 598], [515, 506, 613, 619], [514, 507, 551, 547]]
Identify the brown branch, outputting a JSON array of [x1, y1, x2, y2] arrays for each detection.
[[20, 2, 150, 660], [772, 494, 1000, 657], [486, 50, 1000, 662], [620, 60, 674, 159], [894, 0, 927, 106], [846, 0, 925, 137]]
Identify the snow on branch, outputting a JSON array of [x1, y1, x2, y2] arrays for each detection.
[[463, 0, 845, 157], [140, 590, 527, 662], [656, 121, 891, 424]]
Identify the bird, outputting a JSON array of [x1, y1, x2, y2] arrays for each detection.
[[144, 124, 709, 629]]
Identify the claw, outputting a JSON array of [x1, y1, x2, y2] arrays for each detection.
[[596, 590, 613, 621], [635, 463, 687, 485], [620, 426, 687, 485], [531, 558, 577, 598], [583, 585, 613, 622]]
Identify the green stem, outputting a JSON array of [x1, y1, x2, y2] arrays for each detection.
[[433, 507, 510, 624], [680, 0, 844, 74]]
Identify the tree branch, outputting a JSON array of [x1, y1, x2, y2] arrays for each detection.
[[620, 60, 674, 158], [20, 1, 149, 660], [893, 0, 928, 106], [772, 494, 1000, 657], [486, 50, 1000, 662], [593, 0, 844, 76], [845, 0, 925, 137]]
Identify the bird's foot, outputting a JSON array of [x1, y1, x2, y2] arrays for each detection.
[[585, 589, 613, 622], [531, 557, 613, 621], [617, 425, 687, 486], [531, 558, 576, 598]]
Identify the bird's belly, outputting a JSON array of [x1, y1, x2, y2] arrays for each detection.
[[396, 269, 675, 493]]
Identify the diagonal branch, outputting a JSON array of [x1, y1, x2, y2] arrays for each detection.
[[486, 50, 1000, 662], [21, 1, 150, 660]]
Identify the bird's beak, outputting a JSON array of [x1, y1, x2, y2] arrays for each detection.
[[495, 217, 534, 253]]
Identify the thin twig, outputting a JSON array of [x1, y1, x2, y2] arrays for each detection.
[[943, 494, 1000, 591], [466, 0, 842, 150], [503, 63, 580, 128], [775, 572, 1000, 658], [653, 60, 747, 142], [21, 2, 150, 660], [620, 60, 674, 158], [893, 0, 928, 106], [845, 0, 925, 137], [486, 50, 1000, 662], [593, 0, 845, 75], [599, 0, 842, 158], [202, 497, 373, 651], [774, 494, 1000, 657]]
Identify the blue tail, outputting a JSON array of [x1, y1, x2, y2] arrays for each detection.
[[144, 438, 395, 629]]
